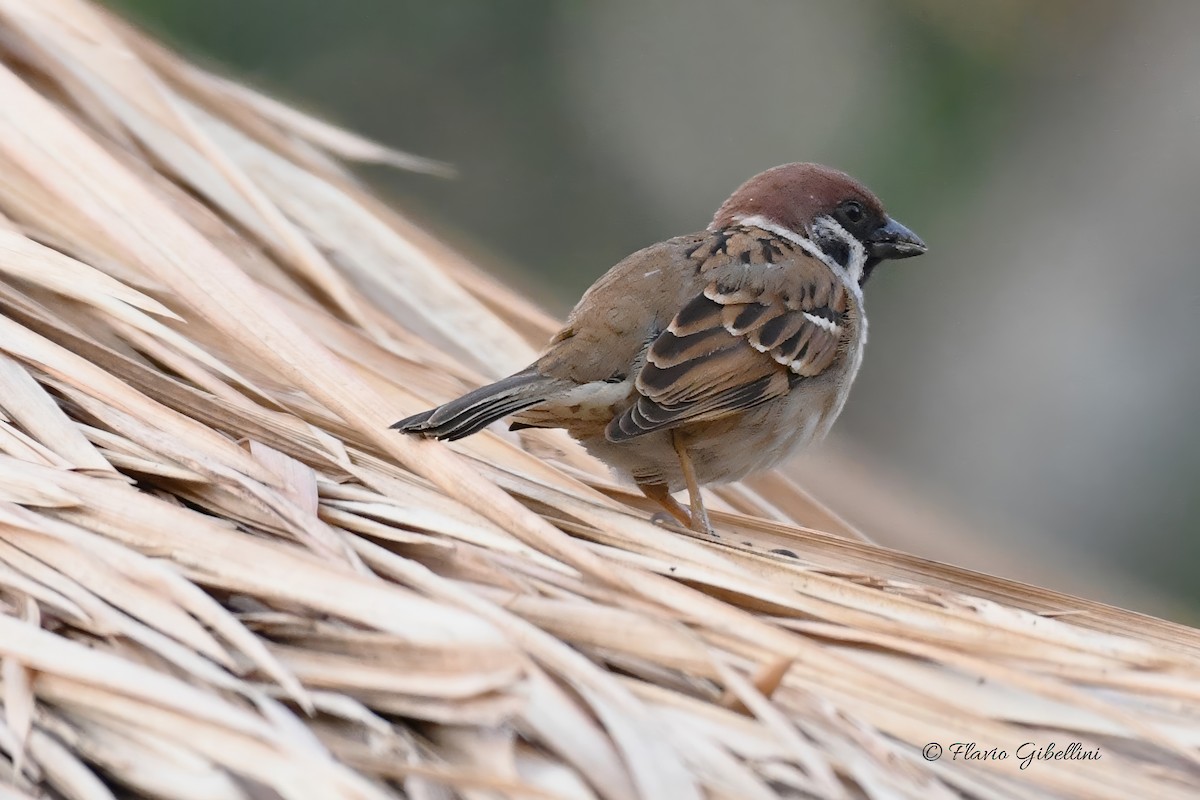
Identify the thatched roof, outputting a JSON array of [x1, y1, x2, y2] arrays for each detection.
[[0, 2, 1198, 798]]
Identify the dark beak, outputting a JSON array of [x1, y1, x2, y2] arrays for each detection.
[[867, 217, 926, 261]]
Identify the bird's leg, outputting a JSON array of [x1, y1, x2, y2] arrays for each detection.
[[671, 430, 714, 536], [638, 481, 692, 528]]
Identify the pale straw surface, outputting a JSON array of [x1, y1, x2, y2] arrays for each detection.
[[0, 2, 1197, 799]]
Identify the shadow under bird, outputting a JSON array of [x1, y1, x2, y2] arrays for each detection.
[[393, 163, 925, 534]]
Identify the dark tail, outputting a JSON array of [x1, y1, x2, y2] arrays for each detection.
[[391, 368, 564, 441]]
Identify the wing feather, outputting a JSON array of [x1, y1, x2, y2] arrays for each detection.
[[606, 246, 849, 442]]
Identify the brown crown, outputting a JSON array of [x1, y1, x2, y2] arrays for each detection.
[[710, 163, 886, 236]]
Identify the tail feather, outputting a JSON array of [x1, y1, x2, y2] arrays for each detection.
[[391, 368, 564, 441]]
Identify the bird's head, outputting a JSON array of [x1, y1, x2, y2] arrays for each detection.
[[710, 162, 926, 283]]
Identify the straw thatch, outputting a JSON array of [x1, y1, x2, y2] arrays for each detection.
[[0, 2, 1198, 798]]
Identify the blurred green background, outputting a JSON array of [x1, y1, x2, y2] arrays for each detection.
[[104, 0, 1200, 620]]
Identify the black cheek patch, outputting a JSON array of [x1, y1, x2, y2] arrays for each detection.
[[819, 239, 851, 269]]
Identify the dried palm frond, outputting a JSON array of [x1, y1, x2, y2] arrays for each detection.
[[0, 2, 1197, 799]]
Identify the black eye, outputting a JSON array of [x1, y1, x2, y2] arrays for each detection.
[[839, 200, 865, 225]]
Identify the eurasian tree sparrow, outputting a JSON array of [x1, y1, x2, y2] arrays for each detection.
[[394, 163, 925, 534]]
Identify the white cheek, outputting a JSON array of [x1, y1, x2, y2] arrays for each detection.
[[810, 216, 866, 301]]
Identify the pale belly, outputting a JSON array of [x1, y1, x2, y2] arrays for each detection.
[[575, 365, 854, 493], [521, 304, 866, 493]]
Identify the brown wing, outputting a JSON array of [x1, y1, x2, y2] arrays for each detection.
[[606, 268, 848, 442]]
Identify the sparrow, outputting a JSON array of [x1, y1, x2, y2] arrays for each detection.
[[393, 163, 925, 534]]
